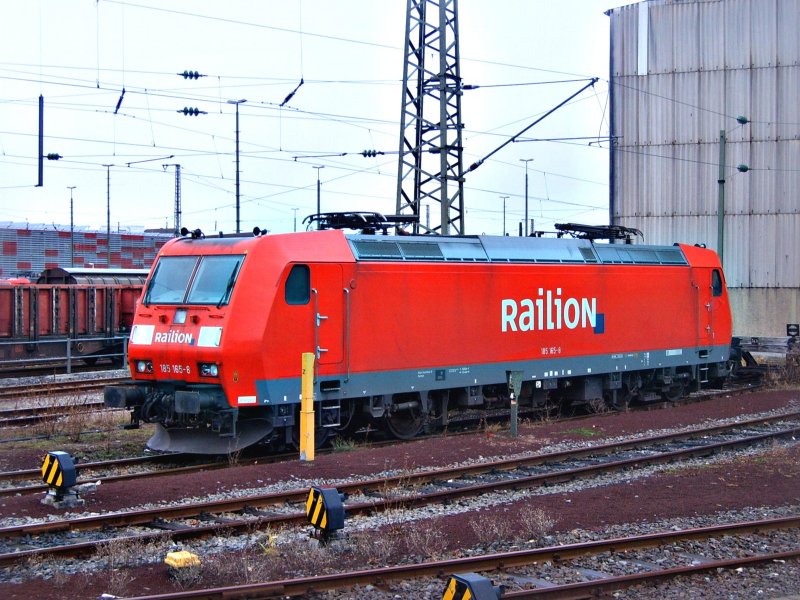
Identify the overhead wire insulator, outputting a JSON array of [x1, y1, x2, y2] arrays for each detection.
[[45, 153, 62, 160], [179, 70, 203, 80], [361, 149, 380, 158], [177, 107, 207, 116]]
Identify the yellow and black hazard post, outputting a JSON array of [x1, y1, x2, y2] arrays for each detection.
[[442, 573, 503, 600], [306, 486, 345, 544], [40, 451, 82, 507]]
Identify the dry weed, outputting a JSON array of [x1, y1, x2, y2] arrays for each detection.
[[468, 512, 514, 547], [92, 535, 167, 596], [279, 539, 336, 578], [403, 522, 447, 560], [347, 530, 398, 565], [514, 505, 557, 542]]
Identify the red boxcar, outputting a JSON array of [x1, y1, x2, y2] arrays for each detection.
[[105, 231, 732, 453], [0, 268, 146, 370]]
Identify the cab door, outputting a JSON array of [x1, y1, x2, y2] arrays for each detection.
[[693, 267, 727, 345], [310, 264, 343, 366], [708, 267, 729, 344], [691, 268, 712, 347]]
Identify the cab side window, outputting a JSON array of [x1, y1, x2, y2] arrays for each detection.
[[285, 264, 310, 305], [711, 269, 723, 297]]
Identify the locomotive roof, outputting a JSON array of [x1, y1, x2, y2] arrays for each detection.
[[346, 234, 689, 266], [161, 230, 696, 268]]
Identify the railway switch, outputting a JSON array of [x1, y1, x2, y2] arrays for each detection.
[[306, 486, 345, 543], [442, 573, 503, 600], [40, 451, 83, 507]]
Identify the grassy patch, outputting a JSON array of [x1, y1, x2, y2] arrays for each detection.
[[564, 426, 603, 438], [331, 437, 358, 452]]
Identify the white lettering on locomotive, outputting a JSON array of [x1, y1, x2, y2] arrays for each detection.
[[153, 330, 195, 345], [501, 288, 597, 332]]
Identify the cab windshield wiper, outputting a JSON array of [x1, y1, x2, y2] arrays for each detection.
[[216, 262, 241, 308], [142, 266, 159, 307]]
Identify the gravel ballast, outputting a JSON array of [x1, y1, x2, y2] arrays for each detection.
[[0, 388, 797, 599]]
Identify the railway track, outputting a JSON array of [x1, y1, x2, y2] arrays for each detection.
[[115, 516, 800, 599], [0, 411, 540, 496], [0, 399, 113, 427], [0, 410, 797, 566], [0, 383, 765, 497], [0, 375, 127, 402]]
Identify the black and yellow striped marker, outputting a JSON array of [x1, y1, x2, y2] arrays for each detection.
[[305, 486, 345, 538], [41, 451, 77, 489], [442, 573, 502, 600]]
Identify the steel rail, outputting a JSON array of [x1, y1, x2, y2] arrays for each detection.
[[4, 417, 799, 537], [0, 400, 111, 426], [501, 550, 800, 598], [3, 412, 797, 536], [0, 451, 317, 498], [0, 420, 797, 565], [0, 376, 127, 401], [0, 404, 601, 496], [113, 517, 800, 599], [2, 400, 794, 499], [0, 452, 186, 485], [0, 431, 442, 497]]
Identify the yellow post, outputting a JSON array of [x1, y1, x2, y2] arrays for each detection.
[[300, 352, 315, 463]]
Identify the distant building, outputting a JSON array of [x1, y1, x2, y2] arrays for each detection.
[[0, 223, 173, 278], [608, 0, 800, 336]]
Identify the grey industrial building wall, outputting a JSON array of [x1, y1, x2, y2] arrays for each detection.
[[608, 0, 800, 336]]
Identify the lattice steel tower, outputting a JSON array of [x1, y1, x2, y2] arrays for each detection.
[[395, 0, 465, 235]]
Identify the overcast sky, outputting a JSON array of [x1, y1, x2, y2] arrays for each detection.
[[0, 0, 625, 236]]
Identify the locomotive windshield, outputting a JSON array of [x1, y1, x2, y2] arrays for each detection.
[[143, 255, 244, 306]]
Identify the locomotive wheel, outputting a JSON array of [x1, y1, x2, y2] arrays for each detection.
[[384, 396, 424, 440], [290, 422, 331, 449], [586, 396, 610, 414], [661, 383, 685, 402], [290, 405, 333, 449]]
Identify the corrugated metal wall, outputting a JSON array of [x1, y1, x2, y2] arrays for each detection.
[[609, 0, 800, 336], [0, 225, 171, 279]]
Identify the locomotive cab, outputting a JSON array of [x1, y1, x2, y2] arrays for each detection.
[[104, 238, 264, 454], [105, 230, 356, 454]]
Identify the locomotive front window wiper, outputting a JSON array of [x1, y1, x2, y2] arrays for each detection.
[[217, 260, 242, 308], [142, 264, 159, 307]]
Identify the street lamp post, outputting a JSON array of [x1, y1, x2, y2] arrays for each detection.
[[313, 166, 325, 229], [716, 116, 749, 268], [520, 159, 533, 236], [67, 186, 76, 267], [227, 99, 246, 233], [102, 164, 112, 267], [99, 155, 173, 268]]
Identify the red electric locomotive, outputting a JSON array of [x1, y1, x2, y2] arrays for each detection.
[[105, 219, 732, 453]]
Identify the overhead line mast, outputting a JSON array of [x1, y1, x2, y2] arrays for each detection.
[[396, 0, 465, 236]]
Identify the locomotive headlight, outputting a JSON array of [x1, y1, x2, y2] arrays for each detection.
[[199, 363, 219, 378], [135, 360, 153, 374]]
